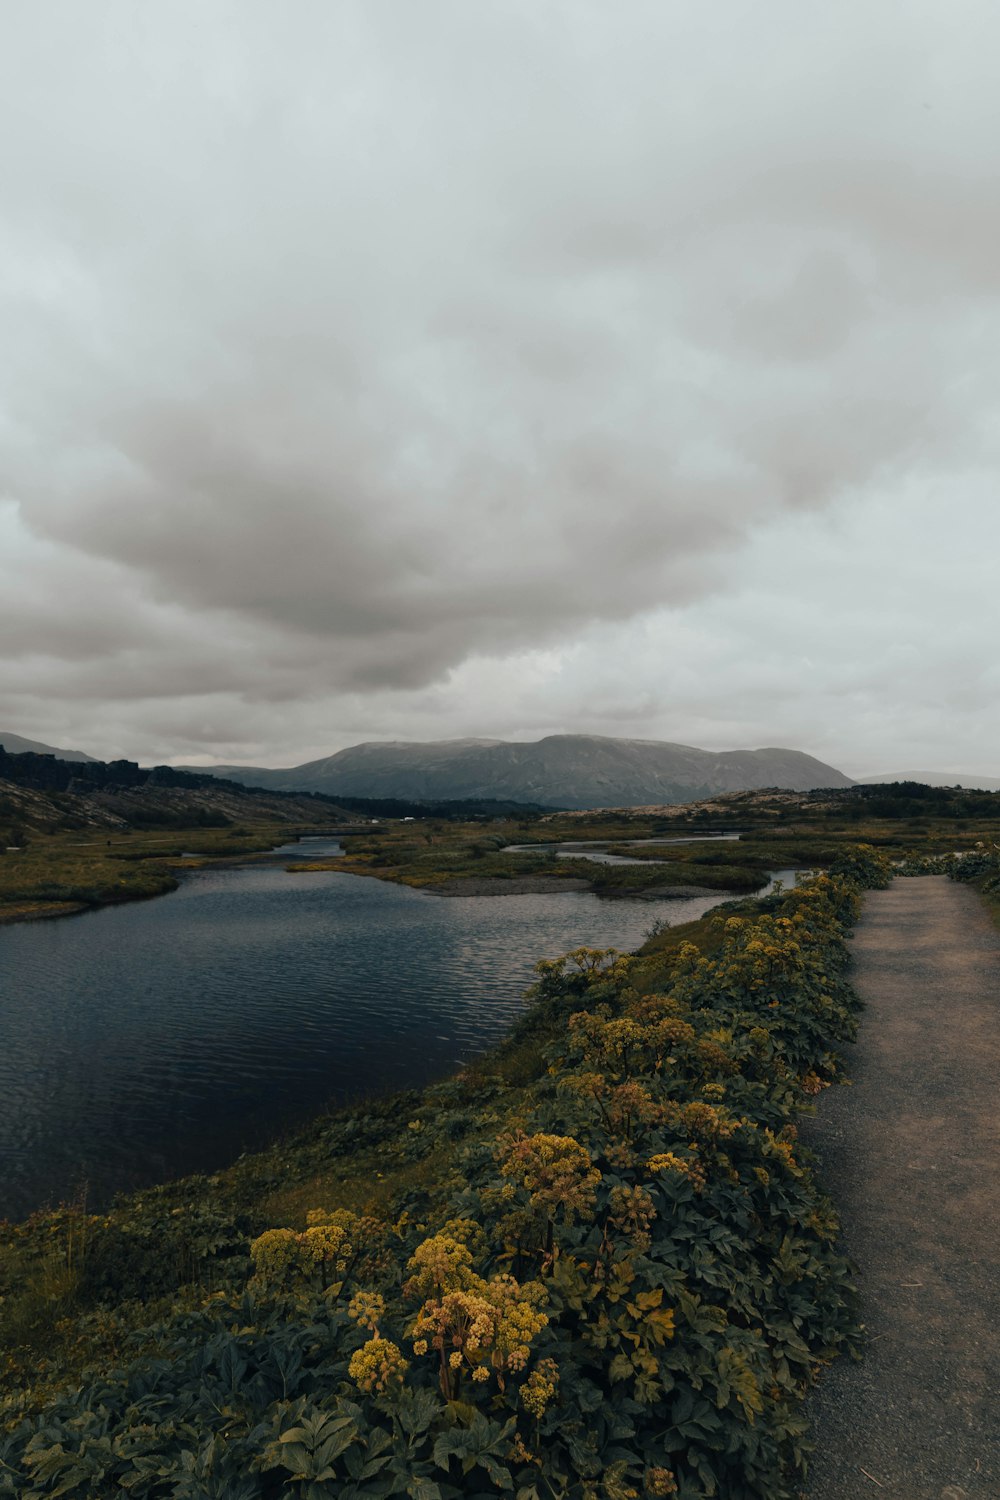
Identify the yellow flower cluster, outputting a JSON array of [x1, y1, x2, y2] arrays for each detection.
[[348, 1290, 385, 1334], [695, 1039, 737, 1075], [558, 1070, 606, 1101], [607, 1184, 656, 1250], [653, 1016, 697, 1049], [347, 1336, 408, 1396], [299, 1220, 353, 1268], [535, 945, 631, 981], [497, 1132, 601, 1224], [403, 1231, 477, 1299], [646, 1152, 707, 1193], [696, 1100, 738, 1138], [568, 1010, 696, 1075], [249, 1208, 366, 1287], [508, 1432, 536, 1467], [520, 1357, 559, 1417], [606, 1081, 656, 1133], [658, 1099, 736, 1143], [762, 1127, 800, 1173], [645, 1466, 678, 1496], [248, 1228, 300, 1283], [407, 1233, 548, 1395], [568, 1013, 649, 1064], [629, 992, 686, 1024]]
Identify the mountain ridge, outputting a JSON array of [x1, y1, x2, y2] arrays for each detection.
[[0, 730, 95, 762], [184, 733, 854, 810]]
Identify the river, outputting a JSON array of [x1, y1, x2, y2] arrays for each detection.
[[0, 838, 790, 1220]]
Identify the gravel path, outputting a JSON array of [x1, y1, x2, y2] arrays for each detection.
[[802, 876, 1000, 1499]]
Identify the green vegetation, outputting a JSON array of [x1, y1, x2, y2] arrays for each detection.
[[2, 780, 998, 1495], [584, 862, 767, 896], [0, 850, 895, 1498], [314, 826, 589, 890], [6, 776, 1000, 926], [308, 786, 1000, 904], [298, 823, 771, 897], [0, 746, 352, 923], [0, 823, 334, 924]]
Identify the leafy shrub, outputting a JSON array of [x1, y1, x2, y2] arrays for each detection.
[[0, 858, 890, 1498], [827, 843, 893, 889]]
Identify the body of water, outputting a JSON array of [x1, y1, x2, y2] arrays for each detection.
[[501, 833, 741, 866], [0, 840, 781, 1220]]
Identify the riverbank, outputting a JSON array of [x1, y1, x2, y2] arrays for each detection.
[[6, 787, 1000, 928], [0, 820, 340, 926], [0, 898, 91, 924], [0, 849, 894, 1499], [290, 818, 779, 900], [2, 854, 729, 1224]]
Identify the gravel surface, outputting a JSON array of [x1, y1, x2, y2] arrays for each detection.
[[801, 877, 1000, 1499]]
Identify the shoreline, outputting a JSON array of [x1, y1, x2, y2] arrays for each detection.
[[0, 848, 750, 927], [0, 862, 883, 1497], [0, 831, 330, 929]]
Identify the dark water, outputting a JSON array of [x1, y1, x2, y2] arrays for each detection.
[[502, 833, 741, 866], [0, 841, 777, 1220]]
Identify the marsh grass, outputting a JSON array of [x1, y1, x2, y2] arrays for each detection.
[[0, 821, 330, 921]]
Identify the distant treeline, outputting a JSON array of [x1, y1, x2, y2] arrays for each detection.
[[0, 746, 546, 821], [331, 793, 549, 819], [0, 746, 317, 801], [846, 781, 1000, 819]]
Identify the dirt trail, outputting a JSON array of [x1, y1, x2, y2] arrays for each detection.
[[802, 876, 1000, 1499]]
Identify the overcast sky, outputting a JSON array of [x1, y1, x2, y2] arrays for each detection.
[[2, 1, 999, 777]]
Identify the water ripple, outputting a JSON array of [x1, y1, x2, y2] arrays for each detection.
[[0, 840, 742, 1220]]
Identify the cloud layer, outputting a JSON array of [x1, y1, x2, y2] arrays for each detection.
[[2, 1, 999, 771]]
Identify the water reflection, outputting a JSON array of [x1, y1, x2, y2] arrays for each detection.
[[0, 842, 757, 1220]]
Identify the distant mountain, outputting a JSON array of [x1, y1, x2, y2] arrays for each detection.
[[0, 730, 95, 762], [860, 771, 1000, 792], [0, 745, 354, 840], [187, 734, 853, 810]]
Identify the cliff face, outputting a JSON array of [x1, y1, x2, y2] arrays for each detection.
[[195, 734, 853, 809]]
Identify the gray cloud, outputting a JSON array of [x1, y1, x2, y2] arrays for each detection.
[[2, 1, 1000, 767]]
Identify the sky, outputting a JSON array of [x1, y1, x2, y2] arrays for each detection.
[[2, 1, 999, 778]]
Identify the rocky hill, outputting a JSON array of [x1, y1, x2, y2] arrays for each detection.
[[191, 734, 853, 810], [0, 746, 350, 840]]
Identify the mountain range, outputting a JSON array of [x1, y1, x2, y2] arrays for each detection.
[[182, 734, 854, 810], [9, 728, 998, 805], [0, 730, 95, 762]]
